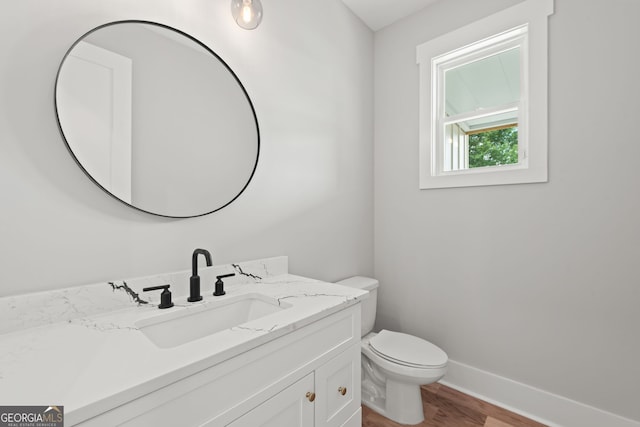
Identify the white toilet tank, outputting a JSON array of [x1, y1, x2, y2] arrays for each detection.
[[336, 276, 378, 337]]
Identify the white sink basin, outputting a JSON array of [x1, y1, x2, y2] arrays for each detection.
[[135, 293, 289, 348]]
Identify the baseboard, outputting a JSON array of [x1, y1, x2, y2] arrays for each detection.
[[441, 360, 640, 427]]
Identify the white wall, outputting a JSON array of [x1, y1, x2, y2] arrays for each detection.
[[0, 0, 373, 296], [374, 0, 640, 422]]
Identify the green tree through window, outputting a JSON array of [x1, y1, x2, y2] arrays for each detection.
[[468, 127, 518, 168]]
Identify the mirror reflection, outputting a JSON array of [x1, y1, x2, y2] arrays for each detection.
[[55, 21, 259, 218]]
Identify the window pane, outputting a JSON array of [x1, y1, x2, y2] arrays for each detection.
[[444, 111, 518, 172], [445, 47, 520, 117], [468, 126, 518, 168]]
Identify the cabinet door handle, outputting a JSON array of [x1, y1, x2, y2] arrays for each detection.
[[306, 392, 316, 402], [338, 387, 347, 396]]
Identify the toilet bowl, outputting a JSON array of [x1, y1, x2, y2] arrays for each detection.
[[337, 277, 448, 425]]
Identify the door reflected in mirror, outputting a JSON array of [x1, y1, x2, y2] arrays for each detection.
[[55, 21, 259, 218]]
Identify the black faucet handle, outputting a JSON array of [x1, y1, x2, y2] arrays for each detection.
[[142, 285, 174, 309], [142, 284, 170, 292], [213, 273, 235, 296], [189, 249, 212, 302]]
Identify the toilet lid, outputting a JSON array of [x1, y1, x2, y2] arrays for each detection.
[[369, 330, 447, 368]]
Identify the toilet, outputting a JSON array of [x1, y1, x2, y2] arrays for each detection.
[[337, 276, 448, 425]]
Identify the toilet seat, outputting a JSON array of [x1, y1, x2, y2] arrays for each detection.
[[369, 330, 447, 369]]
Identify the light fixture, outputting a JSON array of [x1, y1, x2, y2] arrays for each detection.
[[231, 0, 263, 30]]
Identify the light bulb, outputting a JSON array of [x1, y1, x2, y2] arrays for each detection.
[[231, 0, 263, 30], [242, 5, 252, 23]]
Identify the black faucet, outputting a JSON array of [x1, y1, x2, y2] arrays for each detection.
[[188, 248, 212, 302]]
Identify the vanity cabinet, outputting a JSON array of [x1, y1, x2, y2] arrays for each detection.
[[226, 373, 315, 427], [314, 344, 360, 427], [75, 304, 361, 427], [228, 344, 360, 427]]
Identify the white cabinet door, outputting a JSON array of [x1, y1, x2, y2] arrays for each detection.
[[315, 344, 361, 427], [340, 407, 362, 427], [227, 373, 315, 427]]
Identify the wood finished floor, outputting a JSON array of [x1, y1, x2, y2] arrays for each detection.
[[362, 383, 547, 427]]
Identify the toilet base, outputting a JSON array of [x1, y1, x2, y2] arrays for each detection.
[[362, 379, 425, 425], [360, 333, 447, 425]]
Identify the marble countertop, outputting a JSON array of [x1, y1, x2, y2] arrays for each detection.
[[0, 260, 367, 425]]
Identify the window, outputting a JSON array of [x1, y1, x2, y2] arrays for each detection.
[[417, 0, 553, 189]]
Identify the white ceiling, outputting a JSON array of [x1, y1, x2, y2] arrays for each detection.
[[340, 0, 441, 31]]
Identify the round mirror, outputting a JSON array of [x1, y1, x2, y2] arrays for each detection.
[[55, 21, 259, 218]]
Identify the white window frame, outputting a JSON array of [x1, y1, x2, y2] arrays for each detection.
[[417, 0, 554, 189]]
